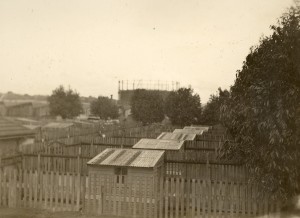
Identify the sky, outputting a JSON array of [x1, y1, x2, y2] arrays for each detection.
[[0, 0, 295, 103]]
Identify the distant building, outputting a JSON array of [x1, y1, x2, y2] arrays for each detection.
[[33, 103, 50, 118], [0, 117, 35, 157], [81, 102, 91, 116], [6, 102, 34, 117], [0, 102, 6, 116], [0, 101, 50, 118]]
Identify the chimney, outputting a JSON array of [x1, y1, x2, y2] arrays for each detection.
[[110, 95, 113, 99]]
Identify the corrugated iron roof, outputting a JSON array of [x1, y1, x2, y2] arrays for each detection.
[[157, 132, 196, 141], [133, 138, 184, 150], [0, 117, 34, 139], [184, 126, 210, 132], [87, 148, 164, 168], [173, 128, 204, 135]]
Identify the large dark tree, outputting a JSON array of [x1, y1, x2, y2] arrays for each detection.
[[131, 89, 165, 125], [91, 96, 119, 120], [201, 88, 229, 125], [221, 8, 300, 200], [165, 88, 201, 126], [48, 85, 82, 119]]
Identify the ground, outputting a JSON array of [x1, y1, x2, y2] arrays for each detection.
[[0, 208, 118, 218], [0, 208, 299, 218]]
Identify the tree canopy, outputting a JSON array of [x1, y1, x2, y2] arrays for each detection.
[[220, 8, 300, 200], [201, 88, 229, 125], [48, 85, 82, 119], [131, 89, 165, 125], [165, 88, 201, 126], [90, 96, 119, 120]]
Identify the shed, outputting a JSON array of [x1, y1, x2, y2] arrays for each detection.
[[87, 148, 165, 187], [157, 132, 196, 141], [0, 117, 34, 157], [87, 148, 165, 215]]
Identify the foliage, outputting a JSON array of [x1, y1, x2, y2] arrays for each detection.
[[220, 8, 300, 200], [90, 96, 119, 120], [48, 85, 82, 119], [165, 88, 202, 126], [201, 88, 229, 125], [131, 89, 165, 125]]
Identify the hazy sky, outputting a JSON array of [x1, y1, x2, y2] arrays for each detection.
[[0, 0, 295, 103]]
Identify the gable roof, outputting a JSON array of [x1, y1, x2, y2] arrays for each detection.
[[133, 138, 184, 151], [157, 132, 196, 141], [0, 117, 34, 139], [87, 148, 164, 168]]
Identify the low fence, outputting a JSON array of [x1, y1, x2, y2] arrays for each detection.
[[0, 169, 81, 211], [0, 168, 280, 218], [166, 163, 246, 182]]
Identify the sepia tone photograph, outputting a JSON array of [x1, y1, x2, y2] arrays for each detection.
[[0, 0, 299, 217]]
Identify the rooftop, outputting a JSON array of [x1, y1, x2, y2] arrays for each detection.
[[157, 132, 196, 141], [87, 148, 164, 168], [133, 138, 184, 150], [0, 117, 35, 139], [173, 128, 204, 135], [184, 126, 210, 132]]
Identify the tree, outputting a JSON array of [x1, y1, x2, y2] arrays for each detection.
[[131, 89, 165, 125], [48, 85, 82, 119], [201, 88, 229, 125], [220, 8, 300, 201], [90, 96, 119, 120], [165, 88, 201, 126]]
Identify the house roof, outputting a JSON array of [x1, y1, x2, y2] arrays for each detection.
[[157, 132, 196, 141], [173, 128, 204, 135], [87, 148, 164, 168], [133, 138, 184, 150], [0, 117, 35, 139]]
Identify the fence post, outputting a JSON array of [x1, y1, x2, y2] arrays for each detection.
[[37, 154, 41, 175], [77, 147, 81, 211]]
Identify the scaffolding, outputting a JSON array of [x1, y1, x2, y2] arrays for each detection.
[[118, 80, 180, 91]]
